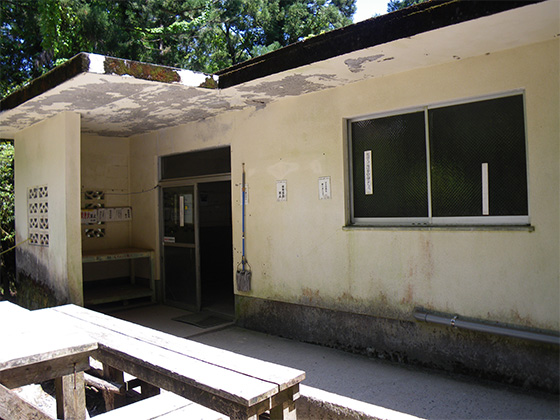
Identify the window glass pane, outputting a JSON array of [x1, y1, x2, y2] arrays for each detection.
[[164, 246, 197, 307], [429, 95, 527, 217], [161, 147, 231, 180], [351, 112, 428, 218], [163, 186, 195, 244]]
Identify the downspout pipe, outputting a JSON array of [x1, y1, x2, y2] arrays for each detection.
[[413, 310, 560, 346]]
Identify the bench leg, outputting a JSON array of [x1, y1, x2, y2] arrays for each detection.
[[103, 364, 126, 410], [270, 400, 297, 420], [140, 380, 160, 398], [55, 372, 86, 420]]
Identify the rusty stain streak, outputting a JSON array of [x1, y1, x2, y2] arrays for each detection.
[[301, 287, 321, 304]]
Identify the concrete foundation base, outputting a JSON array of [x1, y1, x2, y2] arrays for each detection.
[[236, 296, 559, 393], [297, 385, 422, 420]]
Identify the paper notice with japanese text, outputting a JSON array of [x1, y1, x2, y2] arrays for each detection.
[[364, 150, 373, 195]]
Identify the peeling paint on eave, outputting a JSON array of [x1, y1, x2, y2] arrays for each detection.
[[0, 1, 556, 139], [0, 52, 217, 115]]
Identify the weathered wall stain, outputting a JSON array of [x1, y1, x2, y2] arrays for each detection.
[[301, 287, 322, 305], [237, 295, 559, 393], [15, 248, 69, 309], [344, 54, 385, 73], [238, 74, 337, 98], [403, 283, 414, 304]]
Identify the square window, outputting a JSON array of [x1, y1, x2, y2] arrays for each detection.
[[351, 111, 428, 221], [429, 95, 528, 219], [348, 93, 529, 226]]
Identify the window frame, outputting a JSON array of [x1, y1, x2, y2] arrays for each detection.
[[347, 91, 530, 227]]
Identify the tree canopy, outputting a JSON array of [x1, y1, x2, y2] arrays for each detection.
[[0, 141, 14, 244], [1, 0, 356, 99], [0, 140, 15, 296], [387, 0, 428, 13]]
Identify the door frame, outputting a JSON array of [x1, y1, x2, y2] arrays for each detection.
[[159, 174, 231, 311]]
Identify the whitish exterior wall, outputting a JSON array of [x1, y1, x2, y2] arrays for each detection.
[[81, 134, 131, 252], [80, 134, 134, 281], [14, 111, 82, 306], [130, 38, 559, 330]]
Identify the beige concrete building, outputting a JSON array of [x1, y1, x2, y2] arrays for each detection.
[[1, 0, 558, 391]]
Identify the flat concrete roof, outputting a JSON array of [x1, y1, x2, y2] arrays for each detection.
[[0, 0, 555, 138]]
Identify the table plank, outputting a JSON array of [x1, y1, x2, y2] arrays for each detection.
[[97, 348, 265, 420], [0, 301, 30, 316], [95, 392, 226, 420], [0, 302, 95, 420], [51, 304, 305, 391], [0, 382, 52, 420], [0, 352, 90, 389], [38, 308, 278, 406], [0, 304, 97, 373]]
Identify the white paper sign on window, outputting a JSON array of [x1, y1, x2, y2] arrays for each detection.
[[179, 195, 185, 227], [364, 150, 373, 195], [182, 194, 193, 225], [482, 162, 489, 215]]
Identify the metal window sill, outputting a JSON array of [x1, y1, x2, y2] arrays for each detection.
[[343, 224, 535, 232]]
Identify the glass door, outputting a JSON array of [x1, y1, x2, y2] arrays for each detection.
[[162, 185, 200, 310]]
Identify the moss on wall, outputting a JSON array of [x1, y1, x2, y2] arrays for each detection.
[[14, 248, 70, 309], [104, 58, 180, 83], [14, 271, 66, 309]]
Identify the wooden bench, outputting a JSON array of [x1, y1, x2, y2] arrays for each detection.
[[0, 301, 98, 420], [0, 382, 52, 420], [39, 304, 305, 419], [94, 392, 227, 420]]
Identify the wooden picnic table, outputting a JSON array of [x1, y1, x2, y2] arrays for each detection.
[[37, 304, 306, 420], [0, 301, 97, 420]]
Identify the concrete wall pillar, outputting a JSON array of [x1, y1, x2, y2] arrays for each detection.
[[14, 111, 82, 308]]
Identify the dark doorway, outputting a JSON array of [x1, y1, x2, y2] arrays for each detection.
[[162, 179, 233, 316], [160, 147, 233, 316], [198, 181, 233, 314]]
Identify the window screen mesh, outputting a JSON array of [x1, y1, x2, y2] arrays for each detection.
[[429, 95, 528, 217], [351, 112, 428, 218]]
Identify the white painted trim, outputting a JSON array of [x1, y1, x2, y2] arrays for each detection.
[[177, 70, 211, 87], [87, 53, 106, 74]]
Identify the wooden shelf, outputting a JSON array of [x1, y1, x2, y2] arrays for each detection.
[[84, 284, 154, 306], [82, 248, 154, 263], [82, 248, 156, 307]]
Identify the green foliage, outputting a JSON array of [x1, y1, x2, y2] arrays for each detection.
[[1, 0, 44, 97], [387, 0, 429, 13], [0, 141, 14, 244], [0, 140, 15, 297], [1, 0, 356, 98]]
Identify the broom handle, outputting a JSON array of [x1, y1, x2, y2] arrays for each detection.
[[242, 163, 246, 271]]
